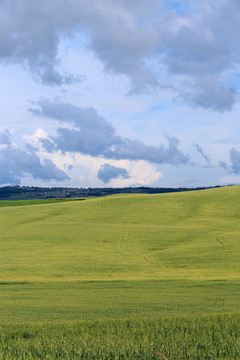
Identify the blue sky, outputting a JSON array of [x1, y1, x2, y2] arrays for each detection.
[[1, 0, 240, 188]]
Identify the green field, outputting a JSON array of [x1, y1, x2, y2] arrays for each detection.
[[1, 315, 240, 359], [1, 186, 240, 358]]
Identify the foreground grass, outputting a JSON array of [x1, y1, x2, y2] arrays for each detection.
[[1, 314, 240, 359], [0, 280, 239, 323]]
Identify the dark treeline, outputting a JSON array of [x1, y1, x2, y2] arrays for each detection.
[[0, 185, 222, 200]]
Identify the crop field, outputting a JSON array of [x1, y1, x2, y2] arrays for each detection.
[[0, 186, 240, 358], [1, 315, 240, 359]]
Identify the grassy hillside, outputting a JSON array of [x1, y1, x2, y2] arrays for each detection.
[[0, 185, 240, 322], [1, 185, 240, 282]]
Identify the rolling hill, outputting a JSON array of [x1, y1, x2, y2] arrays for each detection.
[[0, 185, 240, 322]]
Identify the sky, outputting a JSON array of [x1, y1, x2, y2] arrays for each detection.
[[1, 0, 240, 188]]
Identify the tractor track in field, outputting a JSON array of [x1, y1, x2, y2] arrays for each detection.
[[216, 236, 231, 250]]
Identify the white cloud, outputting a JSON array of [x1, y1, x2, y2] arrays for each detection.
[[0, 0, 240, 110]]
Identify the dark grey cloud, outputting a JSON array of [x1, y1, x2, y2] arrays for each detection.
[[98, 163, 130, 183], [33, 68, 80, 87], [0, 0, 81, 86], [39, 138, 55, 153], [104, 136, 188, 165], [194, 144, 211, 164], [158, 3, 239, 111], [180, 78, 236, 112], [219, 161, 229, 172], [0, 0, 157, 88], [0, 131, 69, 185], [1, 0, 239, 109], [0, 129, 11, 145], [30, 101, 115, 136], [219, 148, 240, 174], [30, 99, 189, 165]]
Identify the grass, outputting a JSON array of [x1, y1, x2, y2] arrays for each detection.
[[0, 315, 240, 359], [0, 185, 240, 283], [0, 280, 239, 323], [0, 197, 85, 208], [1, 186, 240, 358]]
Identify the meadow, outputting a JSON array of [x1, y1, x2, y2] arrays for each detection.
[[0, 186, 240, 358]]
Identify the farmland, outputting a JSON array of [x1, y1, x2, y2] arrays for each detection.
[[1, 315, 240, 359], [0, 185, 240, 358]]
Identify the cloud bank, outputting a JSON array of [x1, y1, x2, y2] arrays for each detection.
[[0, 0, 239, 109], [30, 99, 189, 165], [0, 131, 69, 185]]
